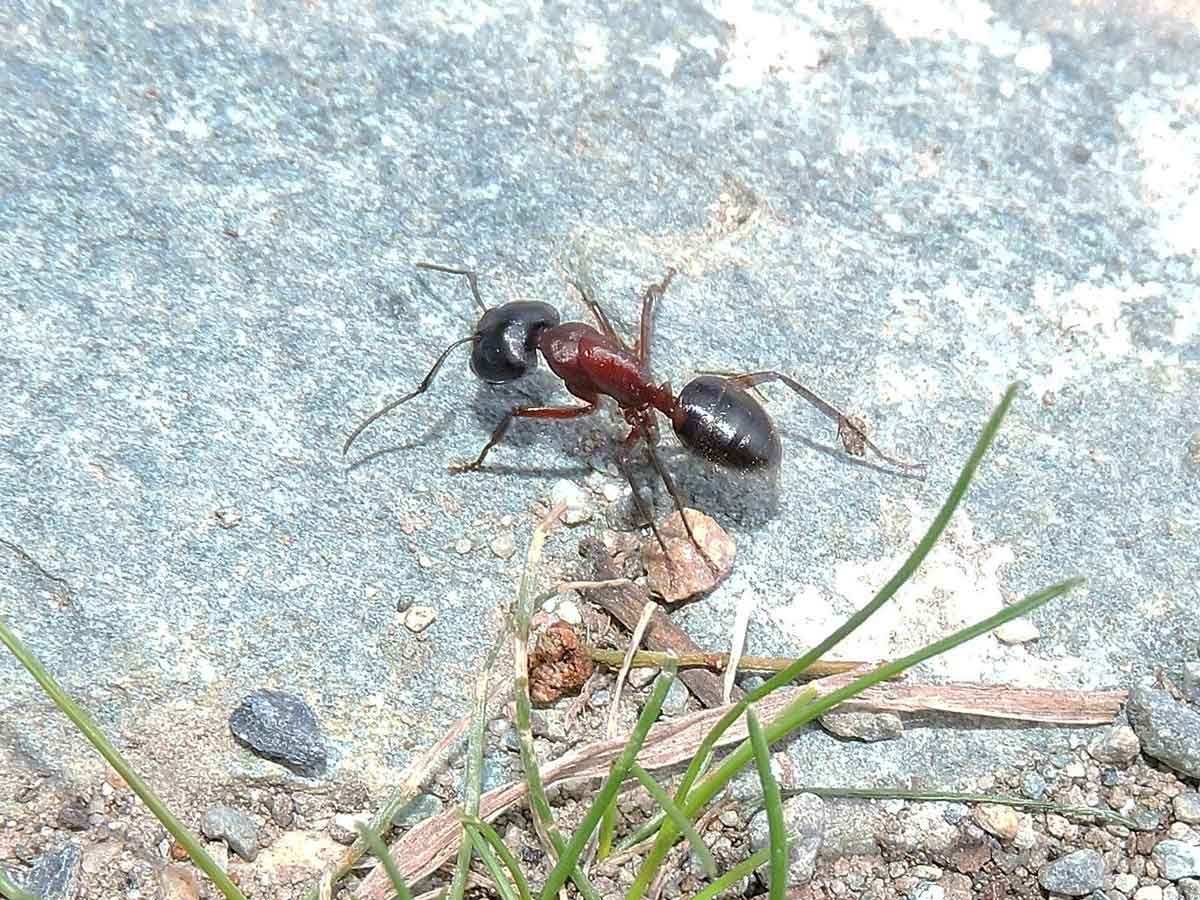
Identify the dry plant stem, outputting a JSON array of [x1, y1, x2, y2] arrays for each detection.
[[309, 678, 513, 900], [586, 648, 891, 680], [724, 596, 753, 703], [578, 538, 732, 707], [353, 669, 1124, 898]]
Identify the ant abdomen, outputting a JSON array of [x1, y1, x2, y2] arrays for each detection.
[[470, 301, 561, 383], [670, 376, 782, 470]]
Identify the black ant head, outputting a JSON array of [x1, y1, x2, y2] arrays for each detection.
[[670, 376, 782, 470], [470, 301, 561, 384]]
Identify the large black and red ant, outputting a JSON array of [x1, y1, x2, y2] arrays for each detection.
[[344, 262, 923, 551]]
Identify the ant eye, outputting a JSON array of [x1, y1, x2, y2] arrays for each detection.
[[671, 376, 782, 470], [470, 302, 560, 384]]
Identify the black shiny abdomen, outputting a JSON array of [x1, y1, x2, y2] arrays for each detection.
[[671, 376, 782, 470], [470, 301, 561, 383]]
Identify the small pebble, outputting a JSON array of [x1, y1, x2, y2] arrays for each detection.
[[270, 795, 294, 828], [1175, 793, 1200, 824], [1184, 661, 1200, 705], [1088, 725, 1142, 766], [550, 479, 593, 524], [201, 806, 260, 862], [393, 794, 444, 829], [1038, 848, 1105, 896], [555, 599, 582, 625], [1021, 772, 1047, 799], [213, 506, 242, 528], [642, 509, 736, 602], [601, 483, 622, 503], [1135, 887, 1165, 900], [404, 605, 437, 632], [660, 678, 691, 716], [973, 803, 1019, 841], [490, 533, 517, 559], [418, 554, 434, 569], [819, 710, 903, 742], [1153, 840, 1200, 880], [229, 689, 327, 777], [453, 538, 472, 555], [994, 617, 1040, 644]]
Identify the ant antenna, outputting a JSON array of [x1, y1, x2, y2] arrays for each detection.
[[343, 336, 477, 454], [415, 262, 488, 313]]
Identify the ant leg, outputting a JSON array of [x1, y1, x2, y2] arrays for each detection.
[[614, 427, 672, 558], [729, 371, 925, 473], [634, 269, 676, 370], [638, 418, 720, 574], [343, 336, 477, 455], [567, 279, 629, 350], [415, 262, 488, 312], [450, 402, 598, 473]]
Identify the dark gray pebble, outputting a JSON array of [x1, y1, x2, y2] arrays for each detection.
[[229, 688, 327, 777], [17, 842, 81, 900], [201, 805, 261, 862], [1038, 848, 1104, 896]]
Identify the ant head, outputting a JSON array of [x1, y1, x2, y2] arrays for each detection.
[[670, 376, 782, 470], [470, 301, 562, 384]]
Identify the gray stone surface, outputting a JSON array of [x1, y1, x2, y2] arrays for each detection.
[[750, 792, 826, 886], [1038, 848, 1105, 896], [1127, 684, 1200, 779], [0, 0, 1197, 829]]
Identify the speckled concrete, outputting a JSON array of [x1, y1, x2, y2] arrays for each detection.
[[1, 0, 1198, 801]]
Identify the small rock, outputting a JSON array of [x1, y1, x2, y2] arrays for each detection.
[[1153, 840, 1200, 880], [270, 795, 294, 828], [332, 812, 370, 844], [1088, 725, 1141, 765], [1175, 793, 1200, 825], [1038, 849, 1105, 896], [1135, 886, 1165, 900], [973, 803, 1019, 841], [453, 537, 473, 555], [490, 533, 517, 559], [214, 506, 242, 528], [57, 800, 90, 831], [160, 864, 201, 900], [660, 678, 690, 716], [404, 605, 437, 632], [642, 509, 735, 602], [1114, 873, 1140, 893], [230, 689, 328, 777], [1184, 661, 1200, 706], [418, 554, 433, 569], [1021, 772, 1046, 799], [201, 805, 260, 862], [627, 666, 659, 689], [912, 884, 945, 900], [1127, 684, 1200, 779], [555, 599, 582, 625], [14, 843, 82, 900], [819, 710, 903, 742], [1180, 879, 1200, 900], [1064, 760, 1086, 778], [551, 480, 593, 524], [749, 793, 825, 886], [391, 793, 444, 831], [994, 617, 1040, 644]]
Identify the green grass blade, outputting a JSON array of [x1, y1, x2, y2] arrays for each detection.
[[0, 866, 40, 900], [597, 778, 618, 860], [746, 710, 785, 900], [538, 664, 678, 900], [355, 825, 414, 900], [684, 848, 771, 900], [0, 617, 248, 900], [463, 816, 533, 900], [449, 659, 495, 900], [463, 823, 519, 900], [627, 382, 1021, 900], [629, 764, 715, 878]]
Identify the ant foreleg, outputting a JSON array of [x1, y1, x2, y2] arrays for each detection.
[[343, 335, 477, 455], [729, 371, 925, 473], [415, 262, 488, 312], [449, 402, 598, 473], [634, 268, 676, 370]]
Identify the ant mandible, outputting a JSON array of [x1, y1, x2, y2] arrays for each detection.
[[344, 261, 924, 553]]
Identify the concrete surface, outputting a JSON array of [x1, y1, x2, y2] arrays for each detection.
[[1, 0, 1198, 805]]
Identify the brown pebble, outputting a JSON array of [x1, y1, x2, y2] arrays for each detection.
[[642, 509, 735, 602]]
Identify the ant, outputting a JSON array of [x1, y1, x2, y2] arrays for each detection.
[[344, 261, 924, 555]]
